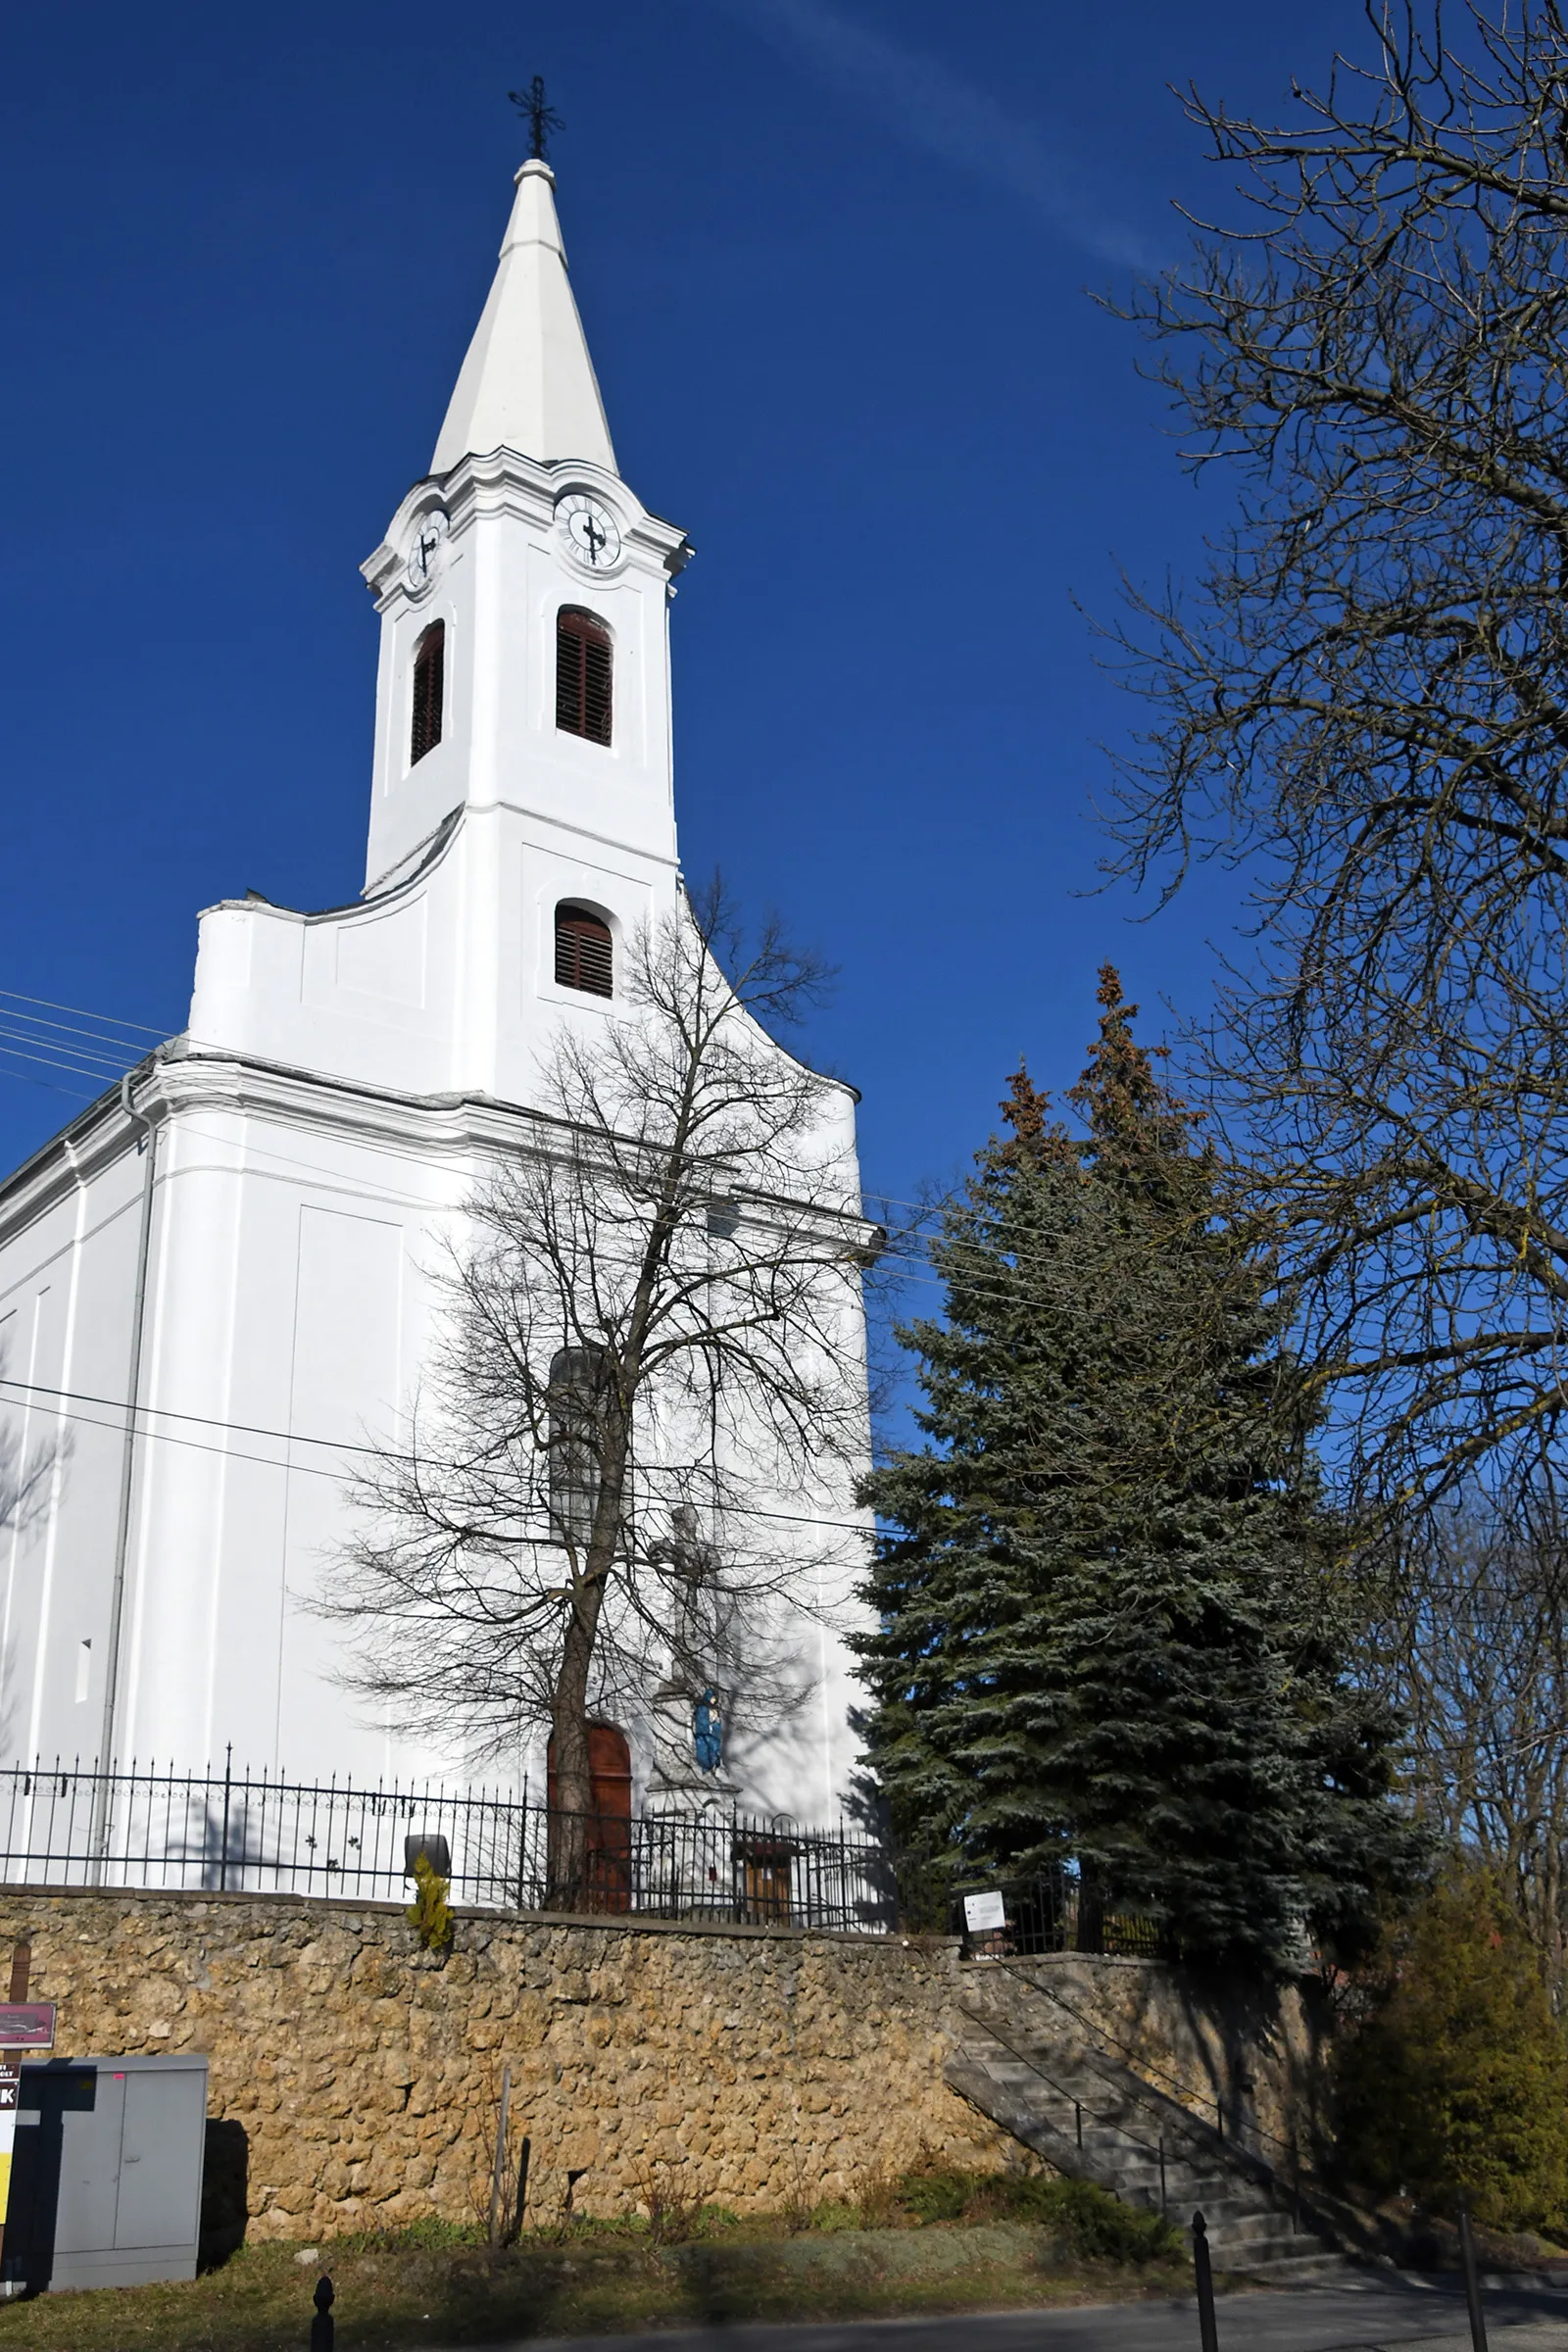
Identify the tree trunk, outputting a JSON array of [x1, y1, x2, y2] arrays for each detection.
[[546, 1616, 596, 1909], [545, 1396, 629, 1909]]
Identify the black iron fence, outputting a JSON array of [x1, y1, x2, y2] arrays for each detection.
[[952, 1872, 1162, 1960], [0, 1757, 898, 1935]]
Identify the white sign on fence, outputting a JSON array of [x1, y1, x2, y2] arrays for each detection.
[[962, 1888, 1006, 1934]]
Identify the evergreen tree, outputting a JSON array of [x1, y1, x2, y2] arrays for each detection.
[[1335, 1866, 1568, 2234], [858, 967, 1419, 1974]]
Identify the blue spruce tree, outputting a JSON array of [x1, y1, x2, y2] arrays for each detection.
[[858, 968, 1419, 1974]]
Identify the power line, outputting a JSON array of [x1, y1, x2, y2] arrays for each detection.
[[0, 1372, 871, 1540], [0, 987, 165, 1042], [0, 1030, 1142, 1316], [5, 983, 1465, 1344]]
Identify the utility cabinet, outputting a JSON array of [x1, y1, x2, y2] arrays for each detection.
[[3, 2054, 208, 2293]]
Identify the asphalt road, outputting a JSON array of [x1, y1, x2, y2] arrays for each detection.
[[479, 2274, 1568, 2352]]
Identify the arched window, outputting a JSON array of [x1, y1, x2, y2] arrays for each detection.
[[410, 621, 445, 764], [547, 1342, 612, 1546], [555, 903, 612, 998], [556, 608, 612, 745]]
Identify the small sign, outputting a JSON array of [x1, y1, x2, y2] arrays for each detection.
[[0, 2003, 55, 2049], [963, 1889, 1006, 1934]]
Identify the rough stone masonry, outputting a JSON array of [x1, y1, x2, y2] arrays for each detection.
[[0, 1891, 1019, 2237]]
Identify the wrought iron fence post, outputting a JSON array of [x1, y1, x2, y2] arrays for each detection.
[[1192, 2210, 1219, 2352], [1158, 2133, 1167, 2216], [0, 1763, 894, 1922], [1074, 2100, 1082, 2150], [1458, 2199, 1490, 2352], [219, 1744, 233, 1894]]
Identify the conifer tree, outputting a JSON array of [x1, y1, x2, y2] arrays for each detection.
[[858, 968, 1419, 1973], [1335, 1865, 1568, 2233]]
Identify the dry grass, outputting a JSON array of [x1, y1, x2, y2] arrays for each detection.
[[0, 2175, 1192, 2350]]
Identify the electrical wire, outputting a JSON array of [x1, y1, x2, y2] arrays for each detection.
[[0, 986, 165, 1041], [0, 1372, 872, 1539], [0, 1025, 1151, 1318], [6, 982, 1495, 1353]]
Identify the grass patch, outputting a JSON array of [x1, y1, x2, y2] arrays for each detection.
[[0, 2174, 1189, 2349]]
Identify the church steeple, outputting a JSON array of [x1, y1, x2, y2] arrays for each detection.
[[430, 159, 616, 476], [360, 146, 689, 906]]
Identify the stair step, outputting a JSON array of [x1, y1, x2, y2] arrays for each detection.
[[1209, 2214, 1303, 2247], [1216, 2250, 1351, 2284], [945, 2001, 1358, 2281]]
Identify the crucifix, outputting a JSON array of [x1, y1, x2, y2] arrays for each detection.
[[509, 75, 564, 164]]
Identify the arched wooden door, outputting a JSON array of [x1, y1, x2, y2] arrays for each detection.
[[546, 1723, 632, 1913]]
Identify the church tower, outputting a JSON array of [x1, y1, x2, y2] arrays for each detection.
[[191, 155, 693, 1116], [0, 148, 869, 1823]]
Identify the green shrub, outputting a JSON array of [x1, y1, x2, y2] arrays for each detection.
[[1335, 1864, 1568, 2233], [883, 2162, 1179, 2261], [1003, 2174, 1180, 2262], [896, 2168, 974, 2225]]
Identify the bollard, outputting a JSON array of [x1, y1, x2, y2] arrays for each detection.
[[310, 2273, 334, 2352], [1192, 2211, 1219, 2352], [1458, 2201, 1490, 2352]]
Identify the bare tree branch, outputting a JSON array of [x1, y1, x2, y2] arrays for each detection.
[[1103, 0, 1568, 1517], [315, 881, 873, 1898]]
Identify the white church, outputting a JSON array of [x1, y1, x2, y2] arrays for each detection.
[[0, 150, 874, 1844]]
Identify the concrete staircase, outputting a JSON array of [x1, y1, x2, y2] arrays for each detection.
[[946, 1963, 1352, 2283]]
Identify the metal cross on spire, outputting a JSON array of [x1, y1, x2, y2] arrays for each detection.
[[509, 75, 564, 164]]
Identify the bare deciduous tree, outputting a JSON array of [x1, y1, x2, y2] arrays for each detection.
[[1105, 1, 1568, 1518], [1369, 1476, 1568, 1986], [318, 883, 873, 1898]]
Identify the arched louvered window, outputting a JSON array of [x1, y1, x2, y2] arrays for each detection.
[[556, 903, 612, 998], [548, 1343, 612, 1548], [410, 621, 445, 765], [556, 608, 612, 746]]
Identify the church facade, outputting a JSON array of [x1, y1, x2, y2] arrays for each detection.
[[0, 157, 873, 1825]]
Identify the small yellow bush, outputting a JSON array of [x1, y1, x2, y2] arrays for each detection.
[[406, 1852, 455, 1953]]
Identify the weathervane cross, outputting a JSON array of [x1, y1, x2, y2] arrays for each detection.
[[509, 75, 564, 164]]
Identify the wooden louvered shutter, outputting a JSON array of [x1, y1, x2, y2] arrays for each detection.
[[556, 905, 613, 998], [411, 622, 445, 764], [556, 609, 612, 746]]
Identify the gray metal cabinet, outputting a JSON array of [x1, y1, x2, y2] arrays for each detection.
[[6, 2053, 208, 2292]]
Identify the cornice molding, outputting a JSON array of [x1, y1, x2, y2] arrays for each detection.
[[1, 1029, 872, 1256], [362, 452, 691, 612]]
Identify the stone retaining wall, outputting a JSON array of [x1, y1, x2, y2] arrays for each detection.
[[0, 1889, 1329, 2242], [0, 1890, 1014, 2239]]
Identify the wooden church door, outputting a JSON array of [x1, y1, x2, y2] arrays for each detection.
[[546, 1723, 632, 1912]]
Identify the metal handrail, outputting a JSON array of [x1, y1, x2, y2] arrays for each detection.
[[1002, 1960, 1308, 2180], [956, 2000, 1176, 2192], [958, 1994, 1316, 2240]]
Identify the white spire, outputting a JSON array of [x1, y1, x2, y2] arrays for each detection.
[[430, 160, 616, 476]]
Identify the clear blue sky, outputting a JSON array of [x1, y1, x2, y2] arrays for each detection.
[[0, 0, 1368, 1219]]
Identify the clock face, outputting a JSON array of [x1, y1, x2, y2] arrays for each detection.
[[558, 494, 621, 571], [404, 511, 448, 594]]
